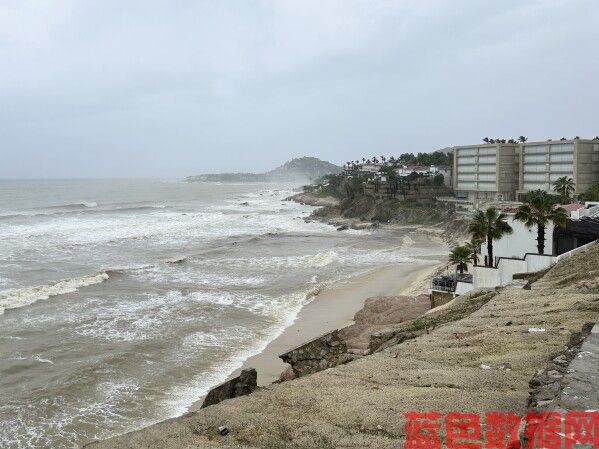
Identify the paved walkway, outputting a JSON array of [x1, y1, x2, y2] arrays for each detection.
[[555, 323, 599, 412]]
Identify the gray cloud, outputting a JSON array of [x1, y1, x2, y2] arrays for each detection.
[[1, 0, 598, 178]]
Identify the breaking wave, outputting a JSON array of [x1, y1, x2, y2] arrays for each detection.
[[45, 202, 98, 210], [0, 273, 110, 315]]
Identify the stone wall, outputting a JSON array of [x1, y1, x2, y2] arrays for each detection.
[[429, 290, 453, 309], [279, 330, 352, 378], [201, 368, 257, 408]]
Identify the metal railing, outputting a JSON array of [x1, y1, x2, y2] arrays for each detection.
[[431, 274, 473, 292]]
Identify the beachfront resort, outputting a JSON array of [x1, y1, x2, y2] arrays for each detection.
[[334, 136, 599, 303]]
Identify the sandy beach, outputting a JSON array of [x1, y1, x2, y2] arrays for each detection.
[[189, 254, 444, 410], [90, 238, 599, 449]]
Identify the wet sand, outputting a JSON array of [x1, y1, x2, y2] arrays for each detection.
[[189, 255, 443, 410]]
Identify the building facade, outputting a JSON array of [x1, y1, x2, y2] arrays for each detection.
[[453, 143, 518, 201], [453, 139, 599, 201], [517, 139, 599, 199]]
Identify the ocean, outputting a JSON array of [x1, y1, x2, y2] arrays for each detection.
[[0, 179, 439, 448]]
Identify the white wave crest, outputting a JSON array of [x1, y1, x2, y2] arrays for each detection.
[[0, 273, 109, 314]]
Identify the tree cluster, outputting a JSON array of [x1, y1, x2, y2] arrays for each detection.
[[344, 151, 452, 170], [482, 136, 527, 144], [449, 191, 569, 274]]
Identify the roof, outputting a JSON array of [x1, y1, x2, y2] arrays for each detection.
[[554, 217, 599, 239], [560, 203, 585, 213]]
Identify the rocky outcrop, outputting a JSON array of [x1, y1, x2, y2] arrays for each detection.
[[368, 289, 497, 353], [279, 330, 353, 378], [285, 192, 340, 207], [201, 368, 257, 408], [339, 295, 429, 353]]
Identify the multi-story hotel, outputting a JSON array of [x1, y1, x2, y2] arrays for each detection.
[[453, 139, 599, 201], [453, 143, 518, 201], [518, 139, 598, 200]]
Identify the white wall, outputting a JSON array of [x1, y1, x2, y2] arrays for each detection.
[[473, 266, 501, 289], [571, 202, 599, 219], [490, 215, 555, 259], [496, 258, 527, 285], [525, 254, 556, 272], [455, 281, 474, 295]]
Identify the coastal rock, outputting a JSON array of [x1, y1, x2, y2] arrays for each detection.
[[279, 330, 347, 378], [279, 365, 296, 382], [339, 295, 429, 352], [201, 368, 257, 409]]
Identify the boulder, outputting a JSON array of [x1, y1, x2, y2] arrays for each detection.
[[201, 368, 257, 408]]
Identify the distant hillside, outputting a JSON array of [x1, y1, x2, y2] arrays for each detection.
[[185, 157, 342, 183]]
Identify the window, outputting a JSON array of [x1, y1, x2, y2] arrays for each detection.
[[523, 183, 548, 191], [458, 174, 476, 181], [524, 164, 547, 172], [478, 147, 496, 155], [524, 154, 546, 163], [478, 174, 496, 181], [550, 153, 573, 162], [458, 156, 476, 164], [523, 173, 546, 181], [478, 155, 496, 164], [458, 165, 476, 173], [550, 164, 573, 173], [478, 165, 496, 172], [525, 145, 548, 154], [457, 182, 476, 190], [478, 182, 497, 191], [457, 149, 477, 156], [550, 143, 574, 153]]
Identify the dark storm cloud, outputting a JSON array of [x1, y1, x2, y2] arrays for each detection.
[[1, 0, 598, 178]]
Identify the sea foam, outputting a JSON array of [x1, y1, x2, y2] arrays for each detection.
[[0, 273, 109, 314]]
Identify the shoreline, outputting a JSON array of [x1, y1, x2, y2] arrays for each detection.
[[188, 254, 445, 411]]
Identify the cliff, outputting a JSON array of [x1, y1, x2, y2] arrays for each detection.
[[87, 240, 599, 448]]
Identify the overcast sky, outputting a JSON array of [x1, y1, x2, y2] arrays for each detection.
[[1, 0, 598, 178]]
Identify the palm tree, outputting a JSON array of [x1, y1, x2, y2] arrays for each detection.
[[468, 208, 513, 267], [464, 238, 483, 267], [515, 191, 568, 255], [449, 245, 471, 274], [482, 137, 490, 143], [519, 136, 528, 143], [552, 176, 575, 199]]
